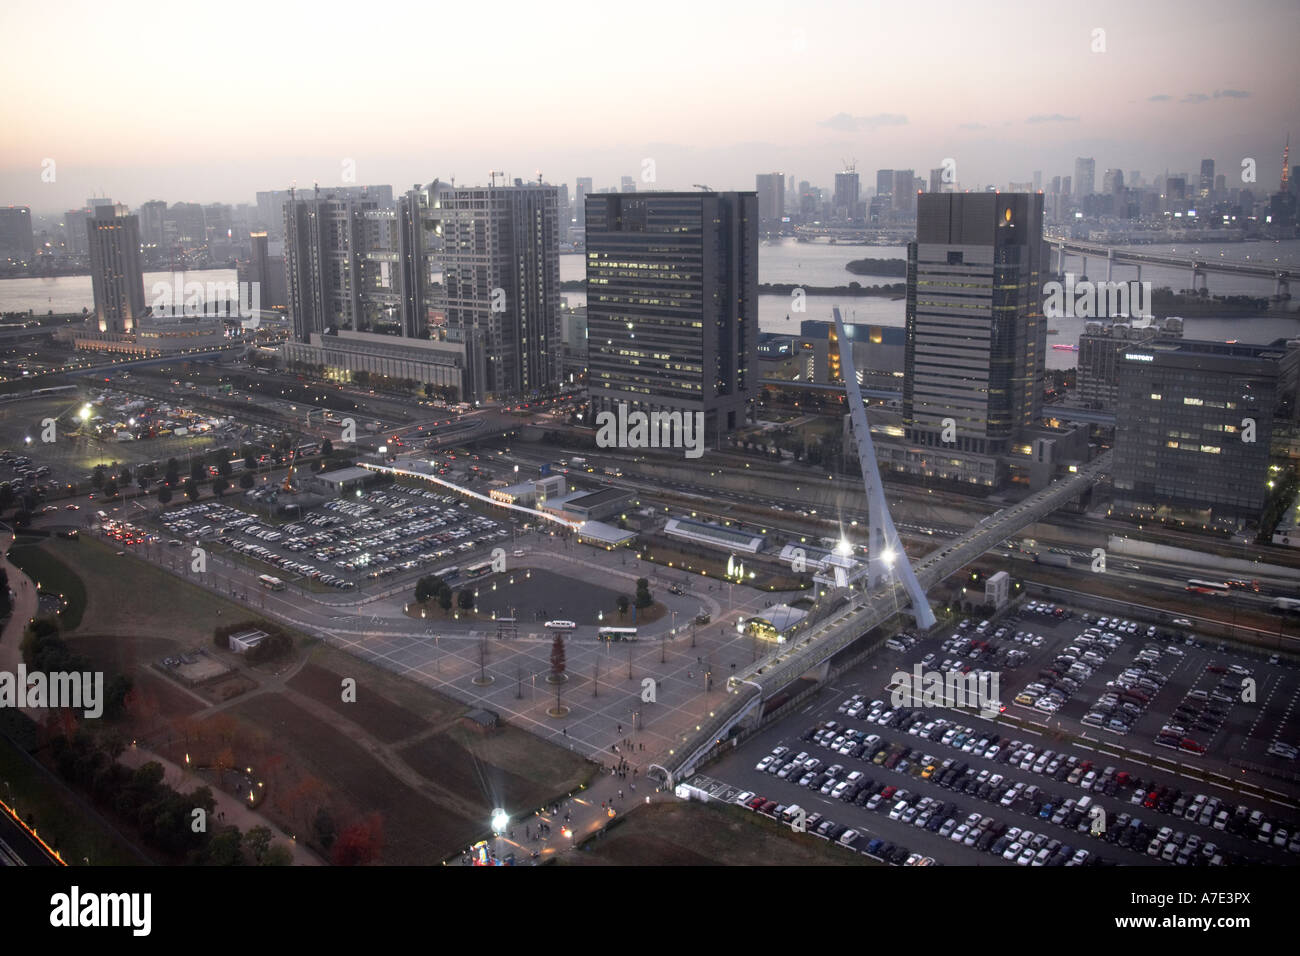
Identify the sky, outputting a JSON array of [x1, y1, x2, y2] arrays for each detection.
[[3, 0, 1298, 213]]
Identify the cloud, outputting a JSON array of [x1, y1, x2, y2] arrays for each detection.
[[1181, 93, 1210, 103], [1147, 94, 1171, 102], [1213, 88, 1250, 99], [1025, 113, 1079, 124], [958, 122, 987, 130], [818, 112, 908, 132]]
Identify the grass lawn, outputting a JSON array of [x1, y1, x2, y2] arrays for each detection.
[[565, 799, 877, 866], [0, 739, 143, 866], [7, 541, 88, 629], [35, 534, 250, 642]]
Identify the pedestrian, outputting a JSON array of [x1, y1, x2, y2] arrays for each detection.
[[618, 789, 622, 800], [630, 781, 635, 791]]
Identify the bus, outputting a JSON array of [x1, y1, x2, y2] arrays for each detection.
[[1272, 597, 1300, 615], [597, 627, 638, 642], [463, 560, 494, 579], [1186, 579, 1230, 595], [433, 566, 460, 583], [258, 574, 286, 591]]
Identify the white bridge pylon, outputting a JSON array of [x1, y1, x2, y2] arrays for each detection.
[[833, 307, 937, 630]]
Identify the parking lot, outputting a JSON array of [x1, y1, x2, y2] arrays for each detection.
[[152, 483, 510, 591], [705, 599, 1300, 866]]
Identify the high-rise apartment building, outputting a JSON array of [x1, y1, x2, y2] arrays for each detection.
[[620, 176, 636, 193], [833, 170, 860, 221], [585, 191, 757, 445], [1074, 157, 1096, 198], [137, 200, 167, 250], [88, 205, 145, 333], [434, 183, 562, 397]]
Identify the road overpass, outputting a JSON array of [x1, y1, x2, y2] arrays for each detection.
[[1050, 237, 1294, 297], [661, 451, 1112, 784]]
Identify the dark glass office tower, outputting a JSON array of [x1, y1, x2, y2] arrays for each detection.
[[1113, 340, 1282, 523], [903, 192, 1046, 457], [584, 191, 757, 444]]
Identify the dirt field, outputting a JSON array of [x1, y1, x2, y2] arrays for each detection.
[[287, 662, 431, 744], [564, 799, 876, 866], [230, 693, 481, 864]]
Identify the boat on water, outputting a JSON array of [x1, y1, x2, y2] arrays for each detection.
[[1052, 343, 1079, 351]]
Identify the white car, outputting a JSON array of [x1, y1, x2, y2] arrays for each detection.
[[544, 620, 576, 630], [756, 756, 774, 772]]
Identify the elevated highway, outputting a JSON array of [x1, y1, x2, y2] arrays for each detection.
[[661, 451, 1111, 784]]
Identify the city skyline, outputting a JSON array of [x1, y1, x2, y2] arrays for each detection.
[[3, 0, 1298, 210]]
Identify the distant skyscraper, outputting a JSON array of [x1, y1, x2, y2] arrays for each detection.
[[87, 205, 145, 333], [64, 208, 91, 257], [892, 169, 916, 214], [1102, 168, 1124, 195], [137, 200, 167, 249], [1033, 170, 1042, 191], [929, 168, 945, 194], [876, 169, 894, 199], [902, 192, 1046, 463], [0, 206, 34, 264], [1050, 175, 1061, 195], [1062, 175, 1072, 198], [585, 191, 757, 443], [1074, 157, 1095, 198], [435, 183, 562, 396], [834, 170, 860, 220], [1199, 159, 1215, 200], [755, 172, 785, 225], [620, 176, 636, 193], [575, 177, 592, 230]]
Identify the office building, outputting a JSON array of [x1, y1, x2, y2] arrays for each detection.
[[1077, 318, 1183, 410], [875, 192, 1050, 488], [1074, 157, 1096, 198], [620, 176, 636, 193], [1113, 340, 1285, 524], [0, 206, 34, 264], [756, 172, 785, 226], [88, 204, 145, 333], [585, 190, 757, 446]]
